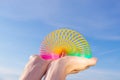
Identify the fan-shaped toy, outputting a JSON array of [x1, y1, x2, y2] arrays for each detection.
[[40, 28, 92, 60]]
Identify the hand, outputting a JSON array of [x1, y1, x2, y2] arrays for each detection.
[[44, 56, 97, 80], [59, 56, 97, 74], [20, 55, 51, 80]]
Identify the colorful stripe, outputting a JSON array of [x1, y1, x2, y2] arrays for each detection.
[[40, 28, 92, 60]]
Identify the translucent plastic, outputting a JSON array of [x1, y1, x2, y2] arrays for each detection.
[[40, 28, 92, 60]]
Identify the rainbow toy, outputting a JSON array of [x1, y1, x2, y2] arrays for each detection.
[[40, 28, 92, 60]]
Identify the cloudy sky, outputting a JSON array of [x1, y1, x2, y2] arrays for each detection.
[[0, 0, 120, 80]]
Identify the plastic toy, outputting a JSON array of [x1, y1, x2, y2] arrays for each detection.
[[40, 28, 92, 60]]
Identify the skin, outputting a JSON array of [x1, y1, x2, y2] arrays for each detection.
[[20, 55, 51, 80], [20, 55, 97, 80], [44, 56, 97, 80]]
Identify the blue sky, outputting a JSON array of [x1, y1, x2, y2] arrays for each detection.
[[0, 0, 120, 80]]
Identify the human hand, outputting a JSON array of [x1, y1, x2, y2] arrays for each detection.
[[59, 56, 97, 74], [20, 55, 51, 80], [44, 56, 97, 80]]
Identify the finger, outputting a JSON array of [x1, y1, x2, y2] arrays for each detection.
[[25, 55, 39, 69], [30, 55, 52, 66], [29, 55, 39, 59], [88, 58, 97, 66], [29, 54, 50, 63], [69, 70, 80, 74]]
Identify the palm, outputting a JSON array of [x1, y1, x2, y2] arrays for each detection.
[[58, 56, 97, 74]]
